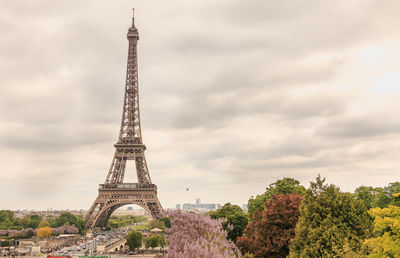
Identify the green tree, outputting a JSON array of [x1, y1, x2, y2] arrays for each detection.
[[289, 175, 372, 257], [27, 214, 42, 229], [0, 210, 14, 223], [20, 215, 31, 228], [394, 192, 400, 206], [55, 212, 85, 234], [373, 187, 391, 208], [126, 231, 142, 251], [74, 216, 86, 234], [354, 186, 377, 209], [0, 210, 15, 229], [383, 182, 400, 207], [38, 221, 50, 228], [145, 235, 160, 249], [148, 219, 166, 231], [55, 212, 76, 227], [210, 203, 243, 218], [354, 182, 400, 209], [248, 178, 307, 215], [159, 217, 171, 228], [209, 203, 249, 242], [364, 205, 400, 257], [147, 234, 166, 249], [30, 214, 41, 221], [158, 235, 167, 248], [45, 217, 56, 228]]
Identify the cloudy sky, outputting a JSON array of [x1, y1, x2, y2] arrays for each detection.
[[1, 0, 400, 210]]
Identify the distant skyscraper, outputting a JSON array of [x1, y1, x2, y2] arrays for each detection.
[[181, 199, 220, 212], [176, 204, 181, 210]]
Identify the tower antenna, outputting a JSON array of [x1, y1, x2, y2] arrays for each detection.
[[132, 8, 135, 27]]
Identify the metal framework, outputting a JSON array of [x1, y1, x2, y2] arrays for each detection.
[[85, 9, 164, 231]]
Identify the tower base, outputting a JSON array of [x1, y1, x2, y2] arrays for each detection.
[[85, 183, 164, 230]]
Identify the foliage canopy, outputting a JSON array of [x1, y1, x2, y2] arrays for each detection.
[[209, 203, 249, 242], [238, 193, 303, 258], [126, 230, 142, 250], [363, 205, 400, 257], [37, 227, 52, 238], [248, 178, 306, 215], [289, 176, 372, 257]]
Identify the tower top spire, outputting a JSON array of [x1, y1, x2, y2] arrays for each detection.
[[127, 8, 139, 39], [132, 8, 135, 27]]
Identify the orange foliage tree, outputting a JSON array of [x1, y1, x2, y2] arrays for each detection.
[[37, 227, 52, 238]]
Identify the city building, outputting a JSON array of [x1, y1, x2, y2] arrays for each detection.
[[178, 199, 220, 213]]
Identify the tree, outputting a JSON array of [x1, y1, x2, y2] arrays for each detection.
[[73, 216, 86, 234], [394, 192, 400, 206], [289, 176, 372, 257], [209, 203, 243, 218], [374, 187, 393, 208], [354, 186, 377, 210], [248, 178, 307, 214], [0, 210, 14, 223], [55, 212, 76, 227], [148, 219, 166, 231], [159, 217, 171, 228], [363, 205, 400, 257], [27, 220, 40, 229], [167, 210, 240, 257], [145, 235, 159, 249], [38, 221, 50, 228], [209, 203, 248, 242], [237, 193, 303, 257], [354, 182, 400, 209], [52, 225, 79, 235], [46, 217, 56, 228], [145, 235, 166, 249], [158, 234, 167, 248], [55, 212, 85, 234], [20, 215, 31, 228], [0, 210, 15, 229], [126, 231, 142, 251], [37, 227, 52, 238], [382, 182, 400, 207]]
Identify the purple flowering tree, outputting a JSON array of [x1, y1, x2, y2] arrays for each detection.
[[52, 225, 79, 234], [166, 211, 241, 257]]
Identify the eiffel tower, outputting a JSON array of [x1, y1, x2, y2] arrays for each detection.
[[85, 9, 164, 231]]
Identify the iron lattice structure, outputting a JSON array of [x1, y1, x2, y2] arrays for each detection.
[[85, 10, 164, 230]]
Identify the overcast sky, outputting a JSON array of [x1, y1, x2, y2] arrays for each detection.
[[1, 0, 400, 210]]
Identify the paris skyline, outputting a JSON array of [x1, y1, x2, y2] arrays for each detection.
[[1, 0, 400, 210]]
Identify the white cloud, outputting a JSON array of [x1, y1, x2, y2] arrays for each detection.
[[1, 0, 400, 210]]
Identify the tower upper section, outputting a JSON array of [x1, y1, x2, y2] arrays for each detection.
[[118, 9, 143, 145], [127, 8, 139, 39]]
